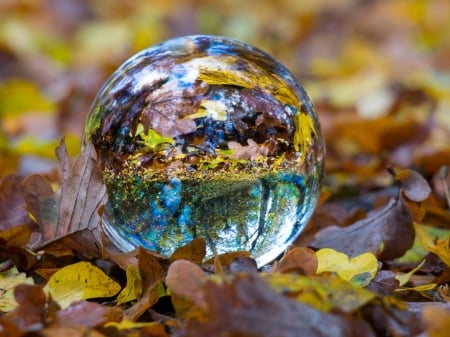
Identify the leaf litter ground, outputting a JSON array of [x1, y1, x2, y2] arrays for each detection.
[[0, 139, 449, 337], [1, 1, 450, 336]]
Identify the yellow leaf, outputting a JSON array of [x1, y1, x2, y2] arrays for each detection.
[[0, 79, 55, 116], [44, 262, 121, 308], [414, 222, 450, 266], [316, 248, 378, 287], [105, 319, 161, 330], [261, 273, 375, 312], [0, 263, 34, 312], [395, 260, 426, 286], [395, 284, 437, 292], [116, 264, 143, 305]]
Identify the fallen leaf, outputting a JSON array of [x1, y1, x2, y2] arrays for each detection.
[[0, 284, 50, 335], [105, 319, 164, 330], [44, 261, 121, 308], [203, 251, 251, 269], [166, 259, 206, 317], [0, 225, 37, 270], [262, 273, 376, 313], [316, 248, 378, 286], [0, 264, 34, 312], [116, 264, 142, 305], [310, 169, 430, 261], [366, 270, 399, 295], [53, 301, 123, 328], [395, 259, 426, 286], [0, 175, 36, 231], [21, 140, 107, 256], [169, 237, 206, 265], [422, 304, 450, 337], [277, 246, 318, 274], [414, 222, 450, 266], [0, 225, 32, 247], [123, 247, 165, 321], [175, 273, 375, 337]]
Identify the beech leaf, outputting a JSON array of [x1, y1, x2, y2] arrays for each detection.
[[316, 248, 378, 287], [44, 261, 121, 309]]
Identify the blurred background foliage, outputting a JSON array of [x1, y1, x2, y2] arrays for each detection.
[[0, 0, 449, 189]]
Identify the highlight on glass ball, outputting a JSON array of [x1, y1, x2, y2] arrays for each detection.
[[83, 35, 325, 267]]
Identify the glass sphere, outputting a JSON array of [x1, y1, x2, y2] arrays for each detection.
[[83, 35, 324, 267]]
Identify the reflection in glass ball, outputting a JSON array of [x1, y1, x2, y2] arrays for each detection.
[[83, 35, 325, 267]]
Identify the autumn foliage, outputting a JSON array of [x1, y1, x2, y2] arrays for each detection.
[[1, 1, 450, 337]]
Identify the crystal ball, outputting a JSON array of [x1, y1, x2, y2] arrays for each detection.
[[83, 35, 324, 267]]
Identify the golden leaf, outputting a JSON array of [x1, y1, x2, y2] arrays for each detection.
[[315, 248, 378, 287], [44, 261, 121, 309], [0, 264, 34, 312]]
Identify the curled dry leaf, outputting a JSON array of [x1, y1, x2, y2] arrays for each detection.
[[20, 139, 107, 256], [277, 246, 318, 275], [310, 169, 431, 261]]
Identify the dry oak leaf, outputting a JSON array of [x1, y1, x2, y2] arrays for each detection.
[[310, 168, 431, 261], [20, 139, 107, 256]]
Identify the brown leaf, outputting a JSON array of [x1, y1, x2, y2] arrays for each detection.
[[390, 167, 432, 202], [310, 197, 415, 261], [175, 273, 375, 337], [21, 140, 107, 256], [0, 225, 32, 248], [0, 225, 37, 271], [277, 247, 318, 275], [52, 301, 123, 328], [310, 169, 429, 261], [0, 175, 36, 231], [362, 303, 423, 337], [166, 259, 206, 316], [366, 270, 400, 295], [0, 284, 53, 335], [124, 247, 166, 321], [169, 237, 206, 265]]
